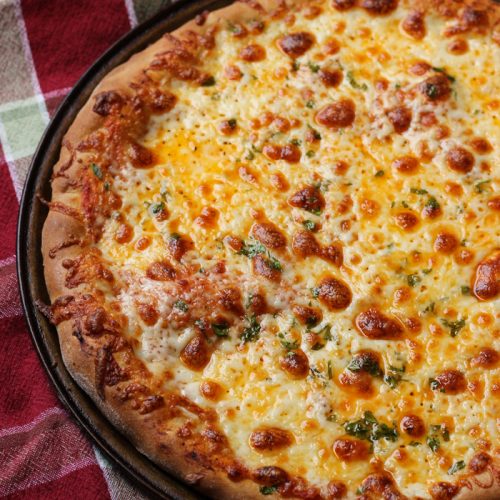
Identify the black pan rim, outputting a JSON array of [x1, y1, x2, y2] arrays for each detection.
[[16, 1, 233, 498]]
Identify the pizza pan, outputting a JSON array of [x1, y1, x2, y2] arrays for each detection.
[[16, 1, 234, 498]]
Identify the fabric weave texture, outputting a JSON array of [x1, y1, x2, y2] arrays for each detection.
[[0, 0, 177, 498]]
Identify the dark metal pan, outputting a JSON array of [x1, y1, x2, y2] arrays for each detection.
[[16, 1, 233, 498]]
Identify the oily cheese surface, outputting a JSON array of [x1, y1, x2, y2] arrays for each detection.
[[45, 1, 499, 498]]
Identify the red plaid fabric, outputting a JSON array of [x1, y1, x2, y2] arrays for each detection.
[[0, 1, 174, 497]]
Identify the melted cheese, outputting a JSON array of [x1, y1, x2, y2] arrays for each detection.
[[95, 2, 499, 497]]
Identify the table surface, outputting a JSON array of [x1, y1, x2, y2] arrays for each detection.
[[0, 1, 178, 498]]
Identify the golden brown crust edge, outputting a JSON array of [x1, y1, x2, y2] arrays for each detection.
[[40, 0, 500, 498], [42, 2, 303, 498]]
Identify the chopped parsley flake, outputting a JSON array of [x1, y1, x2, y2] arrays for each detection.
[[90, 163, 103, 180], [432, 66, 456, 82], [461, 285, 470, 295], [306, 150, 315, 158], [441, 318, 466, 337], [346, 71, 368, 91], [173, 300, 188, 312], [268, 256, 283, 271], [448, 460, 465, 475], [306, 100, 315, 109], [245, 150, 255, 161], [238, 240, 266, 258], [425, 84, 439, 100], [384, 365, 406, 388], [260, 485, 277, 495], [302, 220, 317, 231], [279, 334, 299, 350], [308, 61, 320, 73], [407, 274, 421, 287], [241, 315, 261, 342], [425, 196, 440, 211], [426, 436, 440, 453], [344, 411, 398, 443], [151, 202, 165, 215], [475, 179, 491, 193], [410, 187, 428, 195], [308, 126, 321, 140], [347, 356, 382, 377], [212, 323, 230, 337], [374, 170, 385, 177]]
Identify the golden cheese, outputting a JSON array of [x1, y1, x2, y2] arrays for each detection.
[[94, 2, 499, 497]]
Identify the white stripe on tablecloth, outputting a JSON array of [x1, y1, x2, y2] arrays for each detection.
[[94, 447, 149, 500], [0, 407, 96, 496], [124, 0, 138, 28], [3, 0, 50, 200], [0, 256, 22, 319], [0, 407, 65, 438]]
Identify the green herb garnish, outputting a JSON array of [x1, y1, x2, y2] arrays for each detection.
[[241, 315, 261, 342], [90, 163, 103, 180], [212, 323, 230, 337], [448, 460, 465, 475], [441, 318, 466, 337], [174, 300, 188, 312], [344, 411, 398, 443]]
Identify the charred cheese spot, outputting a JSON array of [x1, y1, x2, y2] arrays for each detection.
[[433, 232, 459, 254], [288, 185, 325, 213], [146, 261, 175, 281], [387, 105, 412, 133], [402, 10, 426, 39], [200, 380, 223, 401], [433, 370, 467, 395], [315, 277, 352, 311], [356, 308, 404, 339], [332, 438, 370, 461], [252, 466, 289, 486], [331, 0, 355, 12], [251, 222, 287, 249], [392, 155, 419, 174], [315, 99, 356, 129], [292, 304, 322, 326], [249, 427, 294, 452], [468, 451, 491, 473], [400, 414, 425, 437], [429, 482, 460, 500], [471, 347, 499, 369], [419, 74, 451, 102], [263, 143, 302, 163], [473, 251, 499, 300], [180, 335, 211, 371], [239, 44, 266, 62], [280, 350, 310, 379], [278, 32, 315, 58], [446, 146, 475, 173], [292, 230, 320, 257]]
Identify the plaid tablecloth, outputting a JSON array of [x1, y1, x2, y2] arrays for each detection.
[[0, 1, 177, 498]]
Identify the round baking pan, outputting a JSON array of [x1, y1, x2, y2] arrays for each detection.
[[16, 1, 233, 498]]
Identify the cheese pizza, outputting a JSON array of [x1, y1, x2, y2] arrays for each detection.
[[40, 0, 499, 498]]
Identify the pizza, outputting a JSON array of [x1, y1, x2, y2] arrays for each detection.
[[39, 0, 499, 498]]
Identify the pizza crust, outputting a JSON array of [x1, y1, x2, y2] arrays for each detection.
[[41, 0, 500, 498]]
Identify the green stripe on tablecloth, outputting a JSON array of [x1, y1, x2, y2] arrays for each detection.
[[0, 97, 47, 161], [0, 1, 37, 104]]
